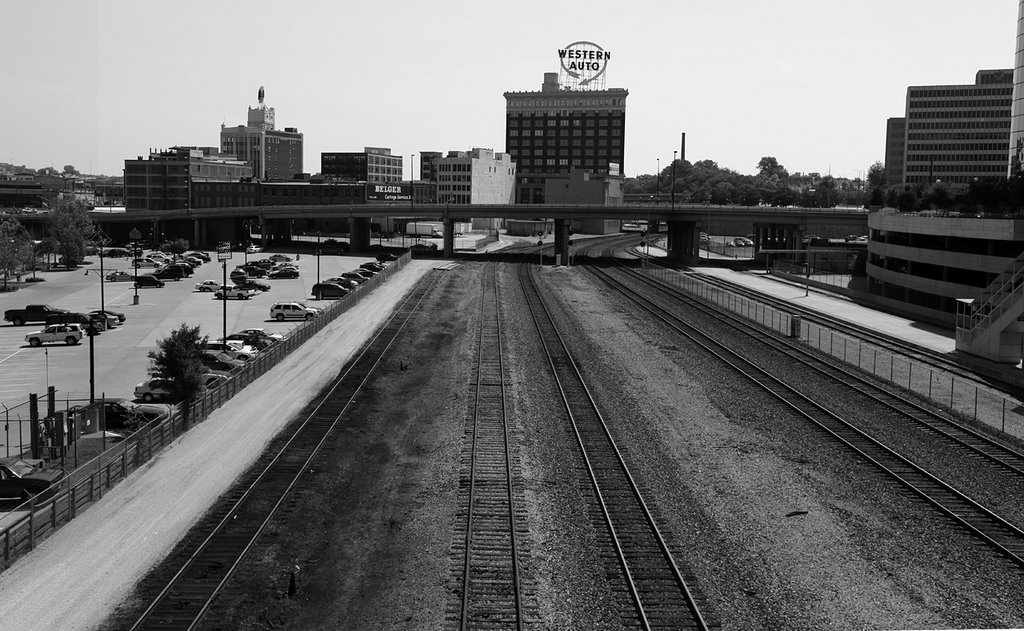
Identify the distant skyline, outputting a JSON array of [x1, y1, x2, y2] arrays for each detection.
[[1, 0, 1018, 182]]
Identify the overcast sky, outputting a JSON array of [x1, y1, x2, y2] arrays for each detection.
[[1, 0, 1018, 181]]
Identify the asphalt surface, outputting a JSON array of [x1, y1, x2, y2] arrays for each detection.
[[0, 249, 386, 454]]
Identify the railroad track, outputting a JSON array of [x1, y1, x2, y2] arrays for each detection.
[[446, 262, 530, 630], [582, 263, 1024, 568], [121, 272, 442, 631], [519, 261, 711, 630], [607, 263, 1024, 480]]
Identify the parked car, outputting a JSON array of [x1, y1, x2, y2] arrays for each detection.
[[268, 267, 300, 279], [225, 332, 273, 350], [105, 270, 133, 282], [236, 327, 284, 342], [270, 302, 320, 321], [214, 286, 257, 300], [229, 269, 248, 283], [186, 251, 211, 262], [204, 340, 256, 361], [24, 324, 84, 346], [133, 378, 175, 402], [201, 351, 246, 373], [152, 266, 184, 281], [339, 272, 369, 285], [88, 308, 126, 325], [203, 373, 229, 389], [132, 258, 160, 269], [45, 311, 107, 332], [245, 244, 262, 254], [234, 279, 271, 292], [325, 277, 359, 290], [251, 259, 274, 270], [241, 265, 268, 278], [360, 262, 386, 272], [269, 254, 293, 263], [195, 279, 222, 292], [350, 269, 376, 279], [376, 252, 398, 262], [165, 262, 194, 277], [134, 274, 165, 288], [311, 282, 351, 299], [0, 459, 65, 503]]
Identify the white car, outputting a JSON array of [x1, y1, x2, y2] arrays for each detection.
[[203, 340, 256, 361], [25, 324, 84, 347], [246, 244, 262, 254], [270, 302, 320, 321], [132, 258, 160, 268], [195, 279, 222, 292], [214, 286, 257, 300], [134, 377, 175, 402]]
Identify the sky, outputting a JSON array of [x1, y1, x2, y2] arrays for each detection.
[[1, 0, 1019, 182]]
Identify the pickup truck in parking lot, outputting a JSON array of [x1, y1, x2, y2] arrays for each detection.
[[5, 304, 69, 326]]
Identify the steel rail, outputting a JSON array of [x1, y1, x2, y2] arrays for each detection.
[[518, 261, 710, 630], [585, 265, 1024, 567], [128, 272, 441, 631]]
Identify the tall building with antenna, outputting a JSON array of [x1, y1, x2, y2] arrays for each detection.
[[220, 86, 303, 181]]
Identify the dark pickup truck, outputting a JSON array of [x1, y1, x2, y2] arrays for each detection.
[[4, 304, 69, 326], [0, 459, 64, 504]]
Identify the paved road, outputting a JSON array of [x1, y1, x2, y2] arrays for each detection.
[[0, 249, 385, 449]]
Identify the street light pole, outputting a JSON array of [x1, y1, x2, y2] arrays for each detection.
[[222, 260, 227, 343], [671, 150, 677, 210]]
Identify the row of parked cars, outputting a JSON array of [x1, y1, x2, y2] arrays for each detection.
[[310, 258, 390, 299], [105, 250, 212, 288], [133, 327, 287, 402]]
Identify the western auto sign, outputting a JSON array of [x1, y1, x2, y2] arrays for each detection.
[[366, 183, 412, 202], [558, 41, 609, 87]]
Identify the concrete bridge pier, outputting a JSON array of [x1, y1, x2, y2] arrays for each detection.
[[443, 218, 455, 257], [554, 218, 570, 265], [666, 220, 702, 264], [350, 217, 372, 252]]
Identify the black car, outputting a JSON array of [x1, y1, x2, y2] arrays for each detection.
[[235, 279, 271, 292], [268, 268, 299, 279], [152, 266, 184, 281], [376, 252, 398, 262], [88, 309, 126, 325], [311, 282, 351, 299], [45, 311, 107, 332], [251, 259, 275, 270], [360, 261, 386, 272], [134, 274, 165, 288], [166, 262, 194, 276], [241, 265, 268, 278]]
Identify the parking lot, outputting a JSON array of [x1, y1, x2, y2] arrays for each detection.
[[0, 249, 387, 431]]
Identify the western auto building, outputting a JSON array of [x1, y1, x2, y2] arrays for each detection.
[[504, 71, 627, 204]]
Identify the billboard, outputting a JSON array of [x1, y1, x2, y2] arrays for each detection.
[[366, 183, 412, 202]]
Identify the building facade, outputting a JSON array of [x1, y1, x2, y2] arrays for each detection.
[[220, 103, 303, 181], [1010, 0, 1024, 174], [124, 147, 252, 212], [419, 151, 443, 182], [884, 117, 906, 188], [435, 148, 515, 205], [321, 147, 402, 183], [504, 72, 627, 203], [901, 69, 1012, 186]]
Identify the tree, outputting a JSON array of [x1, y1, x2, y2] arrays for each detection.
[[0, 218, 34, 291], [48, 198, 93, 268], [866, 161, 886, 190], [62, 165, 78, 176], [159, 238, 191, 255], [147, 323, 209, 406], [756, 156, 789, 180]]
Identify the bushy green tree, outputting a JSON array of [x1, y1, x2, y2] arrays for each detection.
[[147, 324, 208, 405], [159, 238, 191, 255], [48, 198, 93, 268], [0, 218, 34, 290]]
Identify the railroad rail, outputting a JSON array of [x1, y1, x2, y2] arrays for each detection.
[[583, 263, 1024, 569], [122, 272, 442, 631], [518, 261, 711, 629], [608, 263, 1024, 481], [446, 262, 528, 629]]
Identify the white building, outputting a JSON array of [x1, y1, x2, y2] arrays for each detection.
[[436, 148, 515, 205]]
